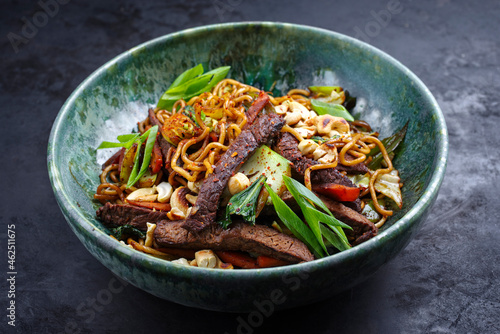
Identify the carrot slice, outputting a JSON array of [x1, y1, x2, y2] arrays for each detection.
[[125, 199, 171, 211], [256, 256, 291, 268], [215, 251, 258, 269]]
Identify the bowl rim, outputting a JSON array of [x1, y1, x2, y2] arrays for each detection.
[[48, 21, 448, 277]]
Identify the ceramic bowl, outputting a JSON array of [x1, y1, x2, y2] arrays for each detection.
[[48, 22, 448, 312]]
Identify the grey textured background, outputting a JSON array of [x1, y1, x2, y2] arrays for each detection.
[[1, 0, 499, 333]]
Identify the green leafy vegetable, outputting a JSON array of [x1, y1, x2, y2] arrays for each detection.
[[309, 86, 342, 96], [110, 225, 146, 240], [310, 99, 355, 121], [157, 65, 231, 110], [117, 133, 139, 143], [167, 74, 212, 95], [348, 173, 370, 188], [374, 170, 403, 208], [203, 67, 233, 91], [126, 125, 158, 188], [361, 200, 382, 223], [218, 171, 352, 257], [367, 121, 408, 170], [310, 136, 328, 144], [219, 175, 266, 229]]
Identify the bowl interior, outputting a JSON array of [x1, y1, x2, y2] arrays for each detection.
[[48, 22, 447, 307]]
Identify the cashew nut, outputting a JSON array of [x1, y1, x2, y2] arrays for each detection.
[[187, 180, 203, 194], [315, 115, 350, 136], [126, 187, 157, 202], [313, 146, 328, 160], [274, 103, 289, 115], [317, 142, 338, 164], [228, 172, 250, 195], [298, 139, 319, 156], [168, 187, 191, 219], [295, 126, 316, 139], [195, 250, 218, 268], [186, 194, 198, 205], [155, 182, 173, 203], [172, 258, 190, 266], [284, 110, 301, 126], [289, 101, 311, 120], [145, 223, 156, 247]]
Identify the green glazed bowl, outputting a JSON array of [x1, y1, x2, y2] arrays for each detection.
[[48, 22, 448, 312]]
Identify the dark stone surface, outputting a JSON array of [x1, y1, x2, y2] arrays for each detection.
[[1, 0, 499, 333]]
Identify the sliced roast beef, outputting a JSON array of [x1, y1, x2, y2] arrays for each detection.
[[275, 133, 355, 186], [317, 194, 377, 245], [243, 91, 270, 129], [336, 153, 370, 174], [101, 147, 125, 170], [96, 202, 313, 262], [96, 202, 169, 230], [275, 132, 362, 211], [183, 112, 285, 233], [155, 220, 313, 263]]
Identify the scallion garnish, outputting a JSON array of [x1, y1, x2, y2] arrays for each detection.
[[265, 175, 352, 258], [126, 125, 158, 188], [97, 125, 158, 189], [97, 133, 140, 150], [264, 183, 327, 258], [282, 175, 351, 252]]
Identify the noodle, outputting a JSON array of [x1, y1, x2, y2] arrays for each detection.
[[96, 75, 404, 262], [194, 142, 228, 162], [304, 162, 338, 190], [281, 124, 305, 142], [339, 133, 365, 166], [364, 136, 394, 217], [100, 164, 119, 184]]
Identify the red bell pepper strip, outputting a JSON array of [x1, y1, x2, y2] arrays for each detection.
[[150, 138, 163, 174], [312, 183, 360, 202]]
